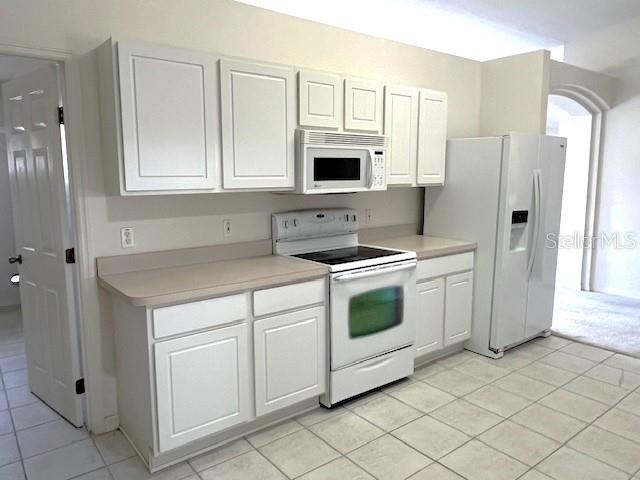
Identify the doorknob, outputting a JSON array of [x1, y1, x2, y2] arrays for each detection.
[[8, 255, 22, 265]]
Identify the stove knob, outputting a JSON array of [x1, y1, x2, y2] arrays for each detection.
[[292, 218, 298, 227], [344, 214, 349, 221], [283, 220, 288, 229], [352, 214, 357, 222]]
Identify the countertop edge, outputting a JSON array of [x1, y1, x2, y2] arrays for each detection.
[[415, 243, 477, 260], [99, 267, 328, 308]]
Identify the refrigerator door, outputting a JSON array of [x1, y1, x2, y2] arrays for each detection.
[[525, 136, 567, 338], [490, 134, 541, 350]]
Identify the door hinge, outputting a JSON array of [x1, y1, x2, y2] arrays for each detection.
[[65, 248, 75, 264], [75, 378, 85, 395], [58, 106, 64, 125]]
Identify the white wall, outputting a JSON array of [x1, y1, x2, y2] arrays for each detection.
[[0, 0, 482, 430], [479, 50, 551, 136], [564, 16, 640, 299], [0, 101, 20, 307]]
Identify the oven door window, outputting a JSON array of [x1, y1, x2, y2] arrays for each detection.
[[349, 287, 404, 338]]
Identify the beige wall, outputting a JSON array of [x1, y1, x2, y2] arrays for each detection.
[[564, 16, 640, 299], [479, 50, 551, 136], [1, 0, 485, 430]]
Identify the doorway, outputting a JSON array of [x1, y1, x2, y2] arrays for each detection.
[[547, 93, 640, 356], [546, 94, 592, 291], [0, 53, 85, 450]]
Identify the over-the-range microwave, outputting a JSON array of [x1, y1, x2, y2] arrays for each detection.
[[296, 129, 388, 194]]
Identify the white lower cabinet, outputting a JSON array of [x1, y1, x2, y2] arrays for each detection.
[[444, 271, 473, 346], [254, 306, 326, 416], [154, 324, 250, 451], [415, 278, 445, 355], [414, 252, 474, 358]]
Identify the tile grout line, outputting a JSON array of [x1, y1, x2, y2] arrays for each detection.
[[510, 348, 640, 480]]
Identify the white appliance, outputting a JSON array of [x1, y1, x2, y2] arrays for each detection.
[[272, 209, 416, 406], [296, 129, 388, 194], [424, 133, 566, 358]]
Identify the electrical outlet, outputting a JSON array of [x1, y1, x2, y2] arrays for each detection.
[[120, 227, 135, 249], [223, 219, 233, 238], [365, 209, 373, 225]]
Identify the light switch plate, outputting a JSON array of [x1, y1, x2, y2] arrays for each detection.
[[223, 219, 232, 238]]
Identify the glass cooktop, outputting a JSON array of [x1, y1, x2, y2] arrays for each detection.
[[293, 246, 400, 265]]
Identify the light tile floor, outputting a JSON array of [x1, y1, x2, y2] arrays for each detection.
[[3, 304, 640, 479]]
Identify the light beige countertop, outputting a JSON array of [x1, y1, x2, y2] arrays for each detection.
[[98, 254, 328, 307], [369, 235, 476, 260], [97, 232, 474, 307]]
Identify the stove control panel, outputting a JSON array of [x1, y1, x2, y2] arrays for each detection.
[[272, 208, 360, 242]]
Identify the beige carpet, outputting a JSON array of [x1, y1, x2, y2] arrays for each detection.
[[552, 287, 640, 358]]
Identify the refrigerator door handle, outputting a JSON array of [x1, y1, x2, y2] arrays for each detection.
[[527, 169, 542, 278]]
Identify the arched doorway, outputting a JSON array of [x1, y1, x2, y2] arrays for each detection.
[[546, 95, 592, 290]]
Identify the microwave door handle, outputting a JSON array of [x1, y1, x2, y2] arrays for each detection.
[[366, 152, 374, 188]]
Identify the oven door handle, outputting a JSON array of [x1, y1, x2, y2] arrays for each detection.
[[332, 261, 416, 282]]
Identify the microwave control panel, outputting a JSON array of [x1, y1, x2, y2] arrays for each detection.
[[371, 150, 386, 189]]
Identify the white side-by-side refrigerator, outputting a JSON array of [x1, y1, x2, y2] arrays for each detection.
[[424, 133, 567, 358]]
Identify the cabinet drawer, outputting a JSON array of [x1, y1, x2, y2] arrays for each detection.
[[153, 294, 247, 339], [417, 252, 473, 281], [253, 279, 325, 317]]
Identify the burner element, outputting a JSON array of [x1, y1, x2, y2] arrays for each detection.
[[293, 246, 399, 265]]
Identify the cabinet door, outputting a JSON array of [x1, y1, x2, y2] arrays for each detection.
[[444, 271, 473, 346], [344, 78, 383, 132], [118, 42, 219, 192], [415, 278, 445, 356], [154, 324, 249, 451], [417, 89, 448, 186], [254, 306, 325, 416], [384, 85, 418, 185], [298, 70, 342, 129], [220, 58, 295, 189]]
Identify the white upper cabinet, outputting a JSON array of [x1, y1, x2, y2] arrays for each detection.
[[417, 89, 448, 185], [117, 42, 220, 193], [220, 58, 296, 190], [344, 78, 383, 133], [298, 70, 342, 129], [384, 85, 419, 185]]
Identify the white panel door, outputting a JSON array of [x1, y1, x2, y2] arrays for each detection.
[[118, 42, 219, 192], [154, 324, 250, 452], [2, 66, 83, 426], [525, 136, 566, 338], [444, 271, 473, 346], [298, 70, 342, 129], [344, 78, 383, 132], [220, 58, 295, 189], [254, 306, 325, 416], [417, 89, 448, 185], [384, 85, 418, 185], [415, 278, 445, 356]]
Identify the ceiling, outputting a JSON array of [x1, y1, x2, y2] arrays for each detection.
[[426, 0, 640, 42], [0, 55, 51, 84], [237, 0, 640, 61]]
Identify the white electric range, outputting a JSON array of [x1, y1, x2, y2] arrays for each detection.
[[272, 208, 417, 406]]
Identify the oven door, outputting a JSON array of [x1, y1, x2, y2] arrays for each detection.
[[307, 147, 372, 191], [330, 260, 416, 370]]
